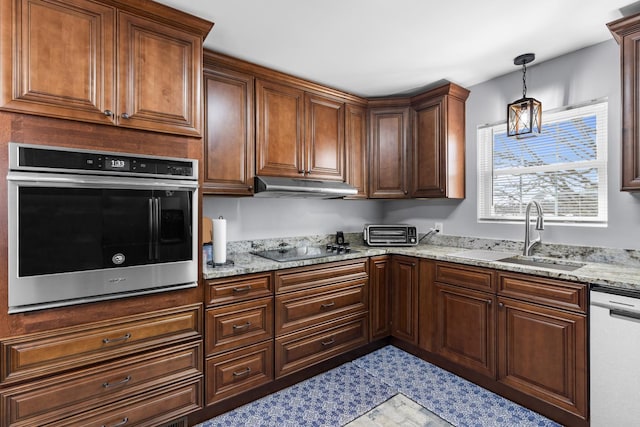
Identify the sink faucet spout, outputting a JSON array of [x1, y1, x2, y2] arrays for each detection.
[[523, 200, 544, 256]]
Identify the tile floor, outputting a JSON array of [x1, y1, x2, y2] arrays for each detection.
[[198, 346, 560, 427]]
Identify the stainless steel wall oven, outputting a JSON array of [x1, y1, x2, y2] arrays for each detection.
[[6, 143, 199, 313]]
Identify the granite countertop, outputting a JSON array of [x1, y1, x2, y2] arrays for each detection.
[[203, 242, 640, 294]]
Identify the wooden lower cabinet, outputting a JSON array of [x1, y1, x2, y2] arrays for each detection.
[[390, 256, 418, 344], [206, 341, 274, 405], [412, 259, 588, 426], [274, 259, 370, 379], [497, 296, 587, 418], [433, 282, 496, 378], [0, 305, 203, 427], [275, 313, 368, 378], [369, 256, 391, 340], [204, 273, 275, 405]]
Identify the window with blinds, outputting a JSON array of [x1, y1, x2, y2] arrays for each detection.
[[477, 100, 608, 225]]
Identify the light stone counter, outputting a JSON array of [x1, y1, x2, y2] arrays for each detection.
[[203, 233, 640, 294]]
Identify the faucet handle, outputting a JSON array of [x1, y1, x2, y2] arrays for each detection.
[[535, 216, 544, 230]]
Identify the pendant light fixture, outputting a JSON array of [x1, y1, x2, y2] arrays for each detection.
[[507, 53, 542, 138]]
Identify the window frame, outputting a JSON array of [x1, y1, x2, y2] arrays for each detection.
[[477, 99, 608, 226]]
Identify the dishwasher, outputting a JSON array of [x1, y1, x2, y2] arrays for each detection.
[[590, 287, 640, 426]]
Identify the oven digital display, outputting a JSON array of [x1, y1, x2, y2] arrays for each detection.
[[104, 157, 130, 171]]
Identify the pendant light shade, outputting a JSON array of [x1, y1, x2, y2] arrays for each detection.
[[507, 53, 542, 138]]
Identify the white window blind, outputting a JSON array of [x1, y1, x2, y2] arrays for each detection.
[[478, 100, 608, 225]]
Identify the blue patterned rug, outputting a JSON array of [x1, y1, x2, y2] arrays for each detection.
[[198, 346, 559, 427]]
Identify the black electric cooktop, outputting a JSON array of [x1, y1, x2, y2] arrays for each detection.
[[252, 244, 356, 262]]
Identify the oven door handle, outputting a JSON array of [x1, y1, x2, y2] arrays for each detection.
[[148, 198, 155, 261], [153, 197, 160, 260]]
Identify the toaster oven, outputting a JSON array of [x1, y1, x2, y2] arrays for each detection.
[[363, 224, 418, 246]]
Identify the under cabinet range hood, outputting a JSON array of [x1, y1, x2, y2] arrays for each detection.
[[253, 176, 357, 198]]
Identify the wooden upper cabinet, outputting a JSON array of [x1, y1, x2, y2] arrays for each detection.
[[305, 92, 345, 180], [345, 103, 368, 198], [609, 14, 640, 190], [411, 83, 469, 198], [202, 64, 255, 195], [369, 105, 411, 198], [256, 79, 305, 177], [0, 0, 212, 136], [117, 12, 203, 136], [0, 0, 116, 124]]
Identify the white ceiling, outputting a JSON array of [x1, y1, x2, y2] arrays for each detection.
[[155, 0, 635, 97]]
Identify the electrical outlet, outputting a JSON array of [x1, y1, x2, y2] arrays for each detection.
[[434, 222, 443, 234]]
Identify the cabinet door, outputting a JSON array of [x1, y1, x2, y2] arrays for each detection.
[[369, 107, 410, 198], [390, 256, 418, 344], [0, 0, 115, 123], [117, 12, 202, 136], [497, 297, 587, 418], [433, 282, 496, 378], [305, 93, 345, 180], [412, 98, 446, 197], [369, 256, 391, 340], [256, 79, 305, 177], [345, 104, 368, 198], [203, 66, 255, 195]]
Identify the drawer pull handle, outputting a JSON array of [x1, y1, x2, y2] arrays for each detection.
[[232, 285, 252, 293], [102, 417, 128, 427], [102, 333, 131, 344], [233, 367, 252, 377], [321, 301, 335, 309], [232, 322, 251, 331], [321, 338, 335, 346], [102, 375, 132, 389]]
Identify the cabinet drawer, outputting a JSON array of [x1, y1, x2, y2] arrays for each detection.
[[206, 273, 273, 306], [55, 376, 202, 427], [275, 279, 367, 335], [435, 262, 495, 292], [206, 341, 274, 405], [1, 304, 202, 384], [1, 341, 202, 427], [276, 259, 368, 294], [498, 273, 587, 313], [206, 297, 274, 356], [275, 312, 368, 378]]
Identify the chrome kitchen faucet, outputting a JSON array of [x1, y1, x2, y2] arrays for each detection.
[[523, 200, 544, 256]]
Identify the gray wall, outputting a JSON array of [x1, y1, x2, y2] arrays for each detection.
[[202, 197, 384, 241], [384, 39, 640, 250], [204, 40, 640, 250]]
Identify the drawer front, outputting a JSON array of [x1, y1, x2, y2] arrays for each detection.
[[275, 312, 368, 378], [206, 273, 273, 306], [2, 341, 202, 427], [498, 273, 587, 313], [206, 297, 274, 356], [275, 279, 367, 335], [1, 304, 202, 384], [436, 262, 495, 292], [276, 259, 368, 294], [56, 377, 202, 427], [206, 341, 274, 405]]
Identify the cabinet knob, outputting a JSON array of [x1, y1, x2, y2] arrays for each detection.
[[498, 302, 504, 308], [298, 170, 305, 174], [248, 185, 253, 191], [404, 190, 408, 195], [121, 112, 130, 119], [306, 170, 311, 175], [104, 110, 113, 117]]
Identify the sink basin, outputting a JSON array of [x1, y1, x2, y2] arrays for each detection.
[[447, 250, 585, 272], [497, 256, 585, 272]]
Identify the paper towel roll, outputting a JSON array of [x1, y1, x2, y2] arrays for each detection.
[[212, 217, 227, 264]]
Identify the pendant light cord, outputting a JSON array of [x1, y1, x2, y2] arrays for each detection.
[[522, 63, 528, 98]]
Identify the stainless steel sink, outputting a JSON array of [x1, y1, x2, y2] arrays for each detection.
[[447, 250, 585, 272], [496, 256, 585, 272]]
